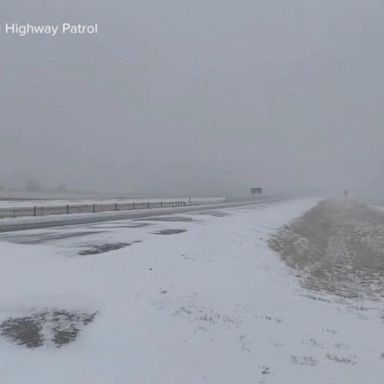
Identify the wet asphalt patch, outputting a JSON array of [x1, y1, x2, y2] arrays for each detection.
[[0, 231, 104, 245], [107, 223, 150, 228], [78, 241, 141, 255], [138, 216, 194, 223], [195, 211, 230, 217], [0, 310, 97, 348], [91, 222, 150, 229], [154, 229, 187, 235]]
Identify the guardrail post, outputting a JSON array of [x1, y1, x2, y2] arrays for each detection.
[[147, 202, 150, 209], [160, 201, 163, 208], [33, 206, 37, 216], [93, 203, 96, 213], [133, 202, 135, 210], [66, 205, 69, 214], [114, 203, 118, 211]]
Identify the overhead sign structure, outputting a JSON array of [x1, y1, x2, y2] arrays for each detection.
[[251, 187, 263, 194]]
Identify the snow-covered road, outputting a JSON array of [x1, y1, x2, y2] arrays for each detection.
[[0, 200, 269, 233], [0, 199, 383, 383]]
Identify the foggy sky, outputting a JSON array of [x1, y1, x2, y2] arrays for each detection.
[[0, 0, 383, 197]]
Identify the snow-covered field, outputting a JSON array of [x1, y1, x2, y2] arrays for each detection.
[[0, 199, 383, 383]]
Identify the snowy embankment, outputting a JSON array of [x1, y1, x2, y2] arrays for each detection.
[[0, 199, 383, 383]]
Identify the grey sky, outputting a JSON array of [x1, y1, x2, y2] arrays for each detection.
[[0, 0, 383, 197]]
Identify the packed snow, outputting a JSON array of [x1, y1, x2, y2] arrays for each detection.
[[0, 199, 383, 383]]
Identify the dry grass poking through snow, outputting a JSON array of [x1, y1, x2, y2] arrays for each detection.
[[269, 198, 384, 299]]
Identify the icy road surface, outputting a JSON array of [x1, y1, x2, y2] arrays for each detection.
[[0, 199, 383, 383]]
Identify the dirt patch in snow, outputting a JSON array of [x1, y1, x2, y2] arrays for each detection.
[[269, 199, 384, 299], [289, 355, 318, 366]]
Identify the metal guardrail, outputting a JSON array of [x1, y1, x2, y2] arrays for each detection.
[[0, 200, 188, 218]]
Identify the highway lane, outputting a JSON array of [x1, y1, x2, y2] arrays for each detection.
[[0, 199, 278, 233]]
